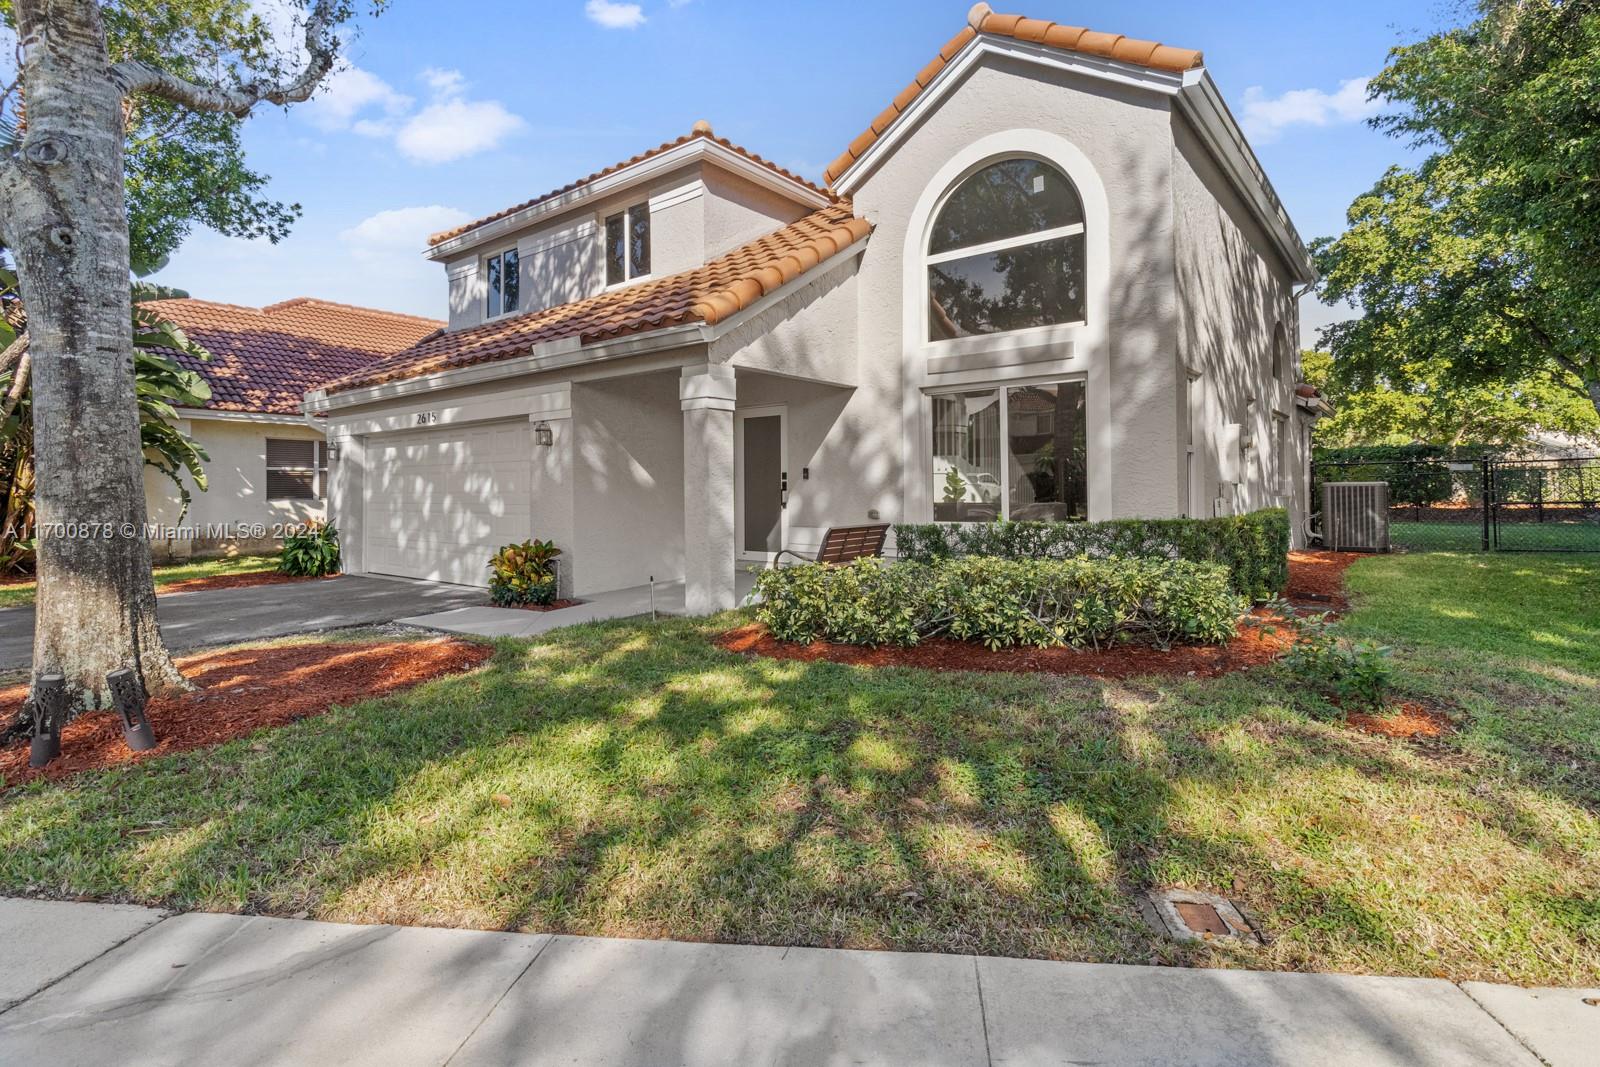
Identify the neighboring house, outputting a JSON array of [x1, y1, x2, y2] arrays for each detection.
[[306, 4, 1321, 610], [141, 297, 442, 560]]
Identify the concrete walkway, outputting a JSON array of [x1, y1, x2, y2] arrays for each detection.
[[0, 575, 485, 669], [401, 570, 760, 639], [1, 899, 1593, 1066]]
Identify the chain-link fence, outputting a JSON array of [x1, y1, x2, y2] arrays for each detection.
[[1312, 455, 1600, 553]]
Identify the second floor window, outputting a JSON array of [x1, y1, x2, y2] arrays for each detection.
[[486, 248, 519, 318], [605, 204, 650, 285], [927, 157, 1086, 341]]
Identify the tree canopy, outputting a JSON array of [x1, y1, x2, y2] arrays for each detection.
[[2, 0, 309, 273], [1312, 0, 1600, 436]]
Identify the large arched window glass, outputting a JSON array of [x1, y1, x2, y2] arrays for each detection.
[[927, 158, 1086, 341]]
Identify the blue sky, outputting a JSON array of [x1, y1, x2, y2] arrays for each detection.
[[147, 0, 1448, 346]]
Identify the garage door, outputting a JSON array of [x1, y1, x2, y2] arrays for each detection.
[[365, 421, 531, 587]]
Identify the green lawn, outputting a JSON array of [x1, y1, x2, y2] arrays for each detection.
[[1389, 519, 1599, 552], [0, 554, 281, 609], [1, 556, 1597, 985]]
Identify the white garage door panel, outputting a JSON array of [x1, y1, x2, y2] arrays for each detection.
[[365, 422, 530, 587]]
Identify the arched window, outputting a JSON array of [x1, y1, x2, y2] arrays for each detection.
[[927, 158, 1086, 341], [1271, 322, 1288, 383]]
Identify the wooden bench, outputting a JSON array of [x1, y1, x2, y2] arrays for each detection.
[[774, 523, 890, 566]]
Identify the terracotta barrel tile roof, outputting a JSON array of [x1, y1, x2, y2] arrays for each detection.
[[143, 298, 443, 415], [327, 204, 872, 395], [427, 124, 831, 249], [822, 3, 1203, 186]]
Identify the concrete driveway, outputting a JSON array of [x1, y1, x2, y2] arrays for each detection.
[[0, 575, 486, 670]]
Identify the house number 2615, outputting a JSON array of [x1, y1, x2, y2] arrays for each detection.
[[415, 411, 440, 426]]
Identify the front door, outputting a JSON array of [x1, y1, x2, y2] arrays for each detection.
[[736, 407, 786, 562]]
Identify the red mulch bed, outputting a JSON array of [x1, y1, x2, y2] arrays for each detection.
[[158, 572, 339, 595], [0, 638, 491, 789], [717, 551, 1367, 681], [1346, 701, 1452, 739], [1284, 549, 1365, 611], [716, 615, 1296, 680]]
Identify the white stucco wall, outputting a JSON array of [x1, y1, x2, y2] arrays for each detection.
[[441, 160, 817, 334], [845, 53, 1181, 525], [571, 371, 686, 593], [1170, 114, 1304, 538], [145, 416, 324, 560]]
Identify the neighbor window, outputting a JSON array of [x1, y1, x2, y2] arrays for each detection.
[[485, 247, 519, 318], [927, 158, 1086, 341], [266, 439, 328, 501], [605, 203, 650, 285], [931, 380, 1087, 522]]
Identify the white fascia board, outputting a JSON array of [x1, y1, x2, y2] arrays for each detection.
[[173, 407, 310, 427], [832, 35, 1314, 284], [1174, 70, 1317, 284], [305, 239, 868, 414], [702, 239, 868, 347], [304, 323, 712, 413], [832, 37, 1185, 199], [424, 139, 830, 262]]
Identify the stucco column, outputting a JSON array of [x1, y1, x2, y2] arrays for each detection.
[[681, 364, 737, 615], [328, 433, 365, 574], [530, 408, 576, 597]]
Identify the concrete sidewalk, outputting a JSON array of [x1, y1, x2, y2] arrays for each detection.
[[400, 571, 760, 639], [2, 899, 1594, 1066]]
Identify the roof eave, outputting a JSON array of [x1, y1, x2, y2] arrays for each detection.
[[830, 34, 1315, 286], [424, 138, 833, 263], [1174, 69, 1317, 285], [309, 236, 870, 412]]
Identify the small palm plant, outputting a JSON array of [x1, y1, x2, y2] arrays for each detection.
[[488, 539, 562, 606]]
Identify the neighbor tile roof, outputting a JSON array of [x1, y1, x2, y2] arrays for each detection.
[[327, 204, 872, 395], [142, 298, 444, 415], [427, 123, 831, 249], [822, 3, 1204, 186]]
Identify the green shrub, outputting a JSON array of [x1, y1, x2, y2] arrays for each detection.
[[1260, 598, 1394, 712], [754, 556, 1243, 650], [488, 539, 561, 607], [892, 508, 1288, 601], [278, 522, 340, 577]]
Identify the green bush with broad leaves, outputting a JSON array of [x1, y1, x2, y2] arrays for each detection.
[[278, 522, 340, 577], [755, 556, 1243, 651], [892, 508, 1288, 602], [488, 539, 561, 607], [1258, 597, 1394, 713]]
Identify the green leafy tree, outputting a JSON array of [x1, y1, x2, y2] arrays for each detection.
[[1302, 349, 1600, 447], [0, 0, 380, 706], [1312, 1, 1600, 428]]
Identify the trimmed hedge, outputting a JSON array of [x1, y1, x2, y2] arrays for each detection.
[[754, 556, 1244, 650], [892, 508, 1288, 601]]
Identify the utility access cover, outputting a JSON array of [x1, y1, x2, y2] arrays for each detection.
[[1145, 889, 1262, 944]]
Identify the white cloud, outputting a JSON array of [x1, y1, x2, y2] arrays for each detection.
[[302, 65, 413, 134], [339, 205, 472, 255], [396, 97, 526, 164], [420, 67, 466, 96], [299, 63, 524, 164], [1240, 77, 1380, 144], [585, 0, 646, 29]]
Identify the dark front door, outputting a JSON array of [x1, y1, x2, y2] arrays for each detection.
[[741, 414, 783, 557]]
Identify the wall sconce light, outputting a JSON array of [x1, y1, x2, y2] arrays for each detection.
[[326, 441, 341, 461], [533, 421, 553, 447]]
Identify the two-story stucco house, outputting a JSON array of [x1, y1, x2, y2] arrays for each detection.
[[306, 4, 1321, 612]]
